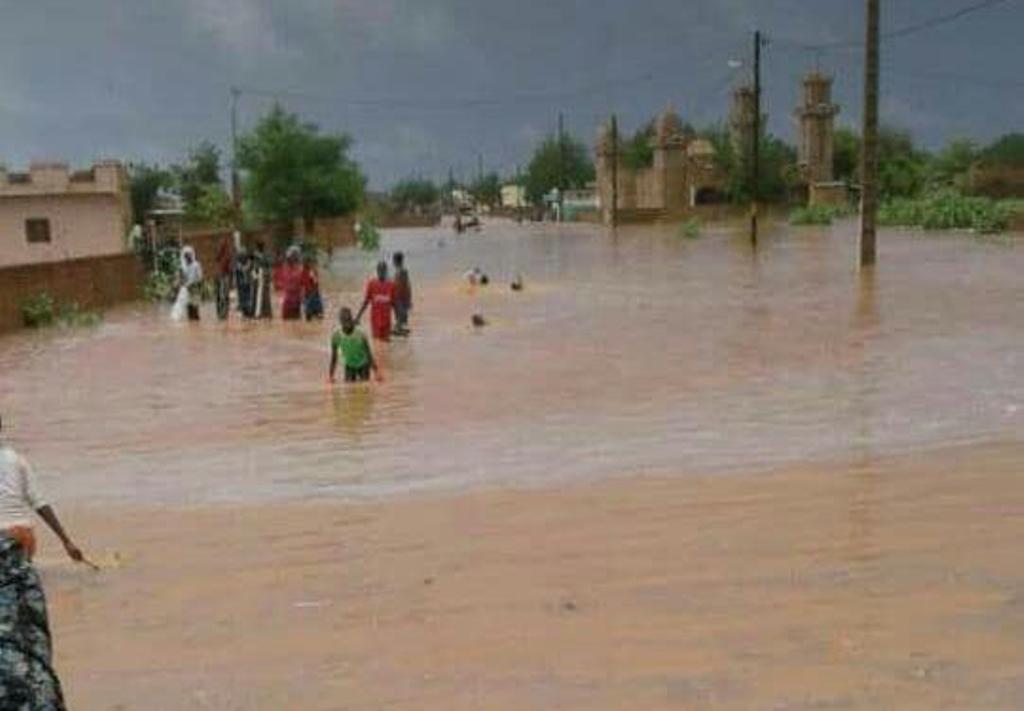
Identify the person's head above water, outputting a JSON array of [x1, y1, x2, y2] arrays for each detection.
[[338, 306, 355, 333], [393, 251, 404, 268], [376, 261, 388, 280]]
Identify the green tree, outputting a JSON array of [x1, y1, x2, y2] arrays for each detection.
[[188, 183, 235, 226], [390, 178, 440, 211], [621, 120, 655, 170], [979, 133, 1024, 166], [471, 172, 502, 207], [833, 126, 861, 183], [703, 125, 797, 203], [172, 141, 234, 224], [238, 105, 365, 226], [877, 126, 929, 199], [929, 138, 977, 189], [128, 163, 172, 224], [524, 133, 595, 205]]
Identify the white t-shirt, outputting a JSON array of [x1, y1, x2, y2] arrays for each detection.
[[0, 445, 47, 528]]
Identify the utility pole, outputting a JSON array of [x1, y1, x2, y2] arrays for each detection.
[[750, 30, 762, 247], [230, 86, 241, 219], [557, 112, 565, 221], [610, 114, 619, 228], [447, 165, 455, 213], [860, 0, 880, 267]]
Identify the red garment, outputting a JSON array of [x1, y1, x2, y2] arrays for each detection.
[[365, 278, 395, 340], [301, 265, 319, 295], [280, 263, 304, 319], [272, 262, 286, 291]]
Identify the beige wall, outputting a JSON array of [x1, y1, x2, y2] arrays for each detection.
[[0, 193, 129, 267]]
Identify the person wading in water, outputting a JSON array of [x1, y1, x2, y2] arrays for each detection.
[[355, 261, 397, 341], [0, 414, 91, 709]]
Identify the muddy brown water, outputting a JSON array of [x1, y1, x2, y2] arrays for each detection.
[[0, 218, 1020, 505]]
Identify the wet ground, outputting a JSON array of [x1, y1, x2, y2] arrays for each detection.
[[0, 218, 1020, 505], [4, 218, 1023, 708]]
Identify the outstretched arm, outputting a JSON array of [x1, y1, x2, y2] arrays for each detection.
[[36, 505, 84, 563], [329, 344, 339, 382], [366, 335, 382, 381]]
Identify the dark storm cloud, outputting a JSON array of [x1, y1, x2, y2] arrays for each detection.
[[1, 0, 1020, 187]]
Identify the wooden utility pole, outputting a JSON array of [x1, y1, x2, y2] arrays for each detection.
[[610, 114, 619, 228], [860, 0, 880, 267], [557, 112, 565, 221], [750, 30, 762, 247]]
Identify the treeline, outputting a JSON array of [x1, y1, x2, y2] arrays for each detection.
[[130, 105, 366, 232]]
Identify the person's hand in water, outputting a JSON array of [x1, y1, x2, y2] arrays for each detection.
[[64, 541, 84, 563]]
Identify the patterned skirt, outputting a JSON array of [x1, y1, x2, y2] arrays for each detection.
[[0, 535, 66, 710]]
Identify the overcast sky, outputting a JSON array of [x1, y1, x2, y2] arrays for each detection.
[[1, 0, 1021, 188]]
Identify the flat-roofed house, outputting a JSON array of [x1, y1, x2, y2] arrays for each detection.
[[0, 161, 131, 267]]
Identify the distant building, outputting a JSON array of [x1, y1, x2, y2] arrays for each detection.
[[500, 183, 527, 209], [0, 161, 131, 267], [794, 72, 845, 206], [450, 188, 474, 208], [562, 186, 598, 220], [595, 107, 727, 223]]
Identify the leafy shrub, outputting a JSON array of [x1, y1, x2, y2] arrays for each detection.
[[356, 219, 381, 252], [20, 293, 55, 328], [678, 217, 701, 239], [20, 293, 101, 329], [879, 190, 1010, 234], [789, 204, 849, 225], [144, 270, 177, 302], [56, 302, 102, 328]]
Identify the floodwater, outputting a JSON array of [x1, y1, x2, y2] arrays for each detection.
[[0, 219, 1021, 505]]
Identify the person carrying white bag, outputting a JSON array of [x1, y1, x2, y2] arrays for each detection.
[[171, 246, 203, 322]]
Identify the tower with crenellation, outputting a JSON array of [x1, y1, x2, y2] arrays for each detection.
[[795, 71, 839, 184]]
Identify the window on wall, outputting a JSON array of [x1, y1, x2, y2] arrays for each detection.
[[25, 218, 51, 244]]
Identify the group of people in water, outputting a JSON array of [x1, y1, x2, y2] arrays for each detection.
[[177, 236, 324, 323], [328, 252, 413, 383]]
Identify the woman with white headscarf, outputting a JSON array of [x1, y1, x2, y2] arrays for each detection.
[[179, 246, 204, 322]]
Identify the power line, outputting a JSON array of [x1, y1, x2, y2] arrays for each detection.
[[776, 0, 1014, 51]]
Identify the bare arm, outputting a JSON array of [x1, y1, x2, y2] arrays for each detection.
[[355, 296, 370, 324], [36, 505, 84, 562], [329, 343, 339, 382]]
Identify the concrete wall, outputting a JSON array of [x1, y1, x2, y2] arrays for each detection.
[[634, 169, 663, 209], [0, 193, 129, 267], [0, 253, 143, 333]]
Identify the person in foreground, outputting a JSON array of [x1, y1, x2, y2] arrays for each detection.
[[328, 307, 380, 383], [0, 415, 89, 710]]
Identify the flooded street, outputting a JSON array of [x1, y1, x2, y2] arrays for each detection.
[[2, 219, 1023, 709], [1, 219, 1021, 504]]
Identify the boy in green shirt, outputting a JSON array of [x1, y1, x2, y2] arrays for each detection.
[[329, 307, 380, 383]]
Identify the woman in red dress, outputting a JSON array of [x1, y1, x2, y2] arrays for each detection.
[[279, 246, 305, 320]]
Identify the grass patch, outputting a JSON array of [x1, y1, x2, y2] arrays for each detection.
[[879, 190, 1012, 234], [789, 204, 849, 225], [678, 217, 701, 239], [21, 292, 101, 329]]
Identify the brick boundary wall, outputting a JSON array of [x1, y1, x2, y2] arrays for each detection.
[[0, 253, 144, 333]]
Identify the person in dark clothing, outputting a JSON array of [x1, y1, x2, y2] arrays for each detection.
[[391, 251, 412, 336], [214, 235, 234, 320]]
